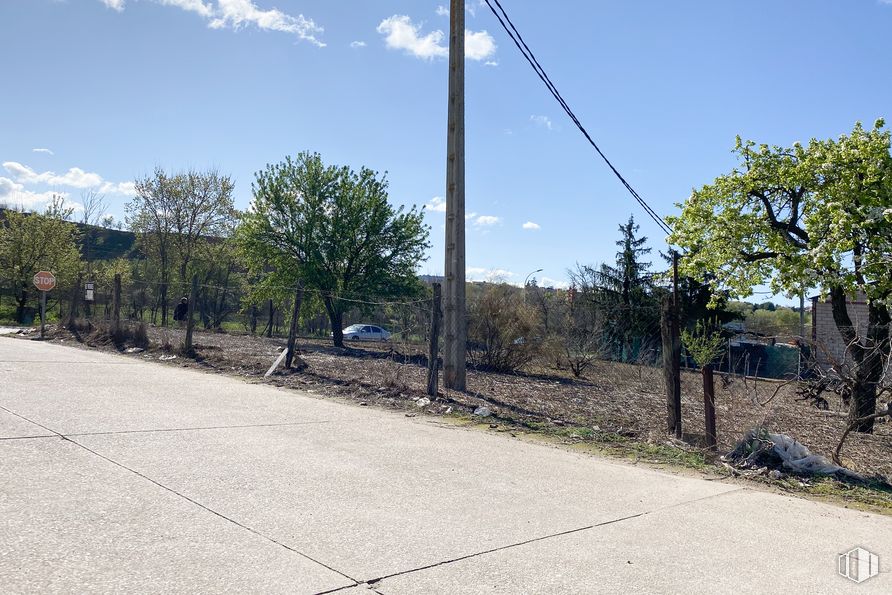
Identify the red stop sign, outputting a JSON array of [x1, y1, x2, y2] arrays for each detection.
[[33, 271, 56, 292]]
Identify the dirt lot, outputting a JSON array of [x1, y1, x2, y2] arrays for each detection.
[[28, 322, 891, 487]]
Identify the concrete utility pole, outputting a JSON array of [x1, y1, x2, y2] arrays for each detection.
[[444, 0, 466, 391]]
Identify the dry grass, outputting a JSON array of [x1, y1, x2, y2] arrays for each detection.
[[35, 324, 892, 484]]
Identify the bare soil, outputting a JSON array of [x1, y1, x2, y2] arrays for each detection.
[[31, 322, 891, 485]]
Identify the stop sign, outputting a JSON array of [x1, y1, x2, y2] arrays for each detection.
[[33, 271, 56, 292]]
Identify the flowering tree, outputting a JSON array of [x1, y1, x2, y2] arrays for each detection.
[[669, 121, 892, 433]]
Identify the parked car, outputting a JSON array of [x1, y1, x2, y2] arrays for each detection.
[[335, 324, 391, 342]]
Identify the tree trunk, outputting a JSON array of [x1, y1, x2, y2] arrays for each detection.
[[15, 287, 28, 324], [212, 265, 232, 329], [68, 274, 82, 326], [265, 299, 274, 338], [851, 301, 890, 432], [184, 274, 198, 355], [829, 288, 889, 433], [324, 297, 344, 348], [160, 282, 169, 327]]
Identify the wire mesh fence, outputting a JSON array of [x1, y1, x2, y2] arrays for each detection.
[[4, 274, 891, 478]]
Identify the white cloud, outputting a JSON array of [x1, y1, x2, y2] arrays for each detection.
[[466, 267, 515, 283], [110, 180, 137, 196], [94, 0, 324, 46], [377, 15, 447, 60], [0, 177, 23, 198], [0, 176, 69, 211], [32, 148, 54, 155], [425, 196, 447, 213], [2, 162, 46, 184], [100, 0, 125, 11], [485, 269, 514, 282], [3, 162, 103, 188], [465, 29, 496, 61], [158, 0, 214, 17], [484, 60, 498, 67], [209, 0, 325, 46], [350, 40, 367, 48], [539, 276, 570, 290], [2, 161, 135, 197], [435, 5, 450, 17], [377, 15, 496, 61], [522, 221, 540, 230], [473, 214, 500, 227], [530, 115, 553, 131]]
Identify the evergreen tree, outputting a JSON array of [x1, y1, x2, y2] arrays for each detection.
[[570, 215, 660, 362]]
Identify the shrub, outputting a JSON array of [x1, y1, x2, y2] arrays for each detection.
[[90, 321, 149, 349], [467, 284, 540, 373]]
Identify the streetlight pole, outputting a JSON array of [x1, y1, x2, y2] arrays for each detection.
[[523, 269, 542, 304], [524, 269, 543, 287], [523, 268, 543, 304]]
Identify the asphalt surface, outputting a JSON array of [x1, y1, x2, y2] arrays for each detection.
[[1, 338, 890, 594]]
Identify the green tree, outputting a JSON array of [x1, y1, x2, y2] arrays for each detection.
[[668, 120, 892, 433], [0, 201, 81, 323], [128, 168, 236, 326], [238, 152, 430, 347], [571, 215, 660, 361]]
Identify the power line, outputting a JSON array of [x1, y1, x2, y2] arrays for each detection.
[[482, 0, 673, 237]]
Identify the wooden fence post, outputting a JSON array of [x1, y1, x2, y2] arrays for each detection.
[[703, 363, 717, 449], [661, 294, 682, 438], [112, 274, 122, 333], [185, 274, 198, 354], [286, 283, 304, 369], [427, 283, 442, 397]]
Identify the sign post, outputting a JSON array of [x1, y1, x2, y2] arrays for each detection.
[[33, 271, 57, 340]]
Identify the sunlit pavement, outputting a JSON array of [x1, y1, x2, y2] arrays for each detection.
[[1, 338, 889, 594]]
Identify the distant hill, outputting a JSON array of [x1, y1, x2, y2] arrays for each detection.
[[78, 223, 138, 261], [0, 207, 137, 261]]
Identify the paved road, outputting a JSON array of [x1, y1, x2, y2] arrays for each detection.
[[1, 339, 889, 594]]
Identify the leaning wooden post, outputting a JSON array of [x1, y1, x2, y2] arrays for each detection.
[[286, 283, 304, 369], [661, 294, 682, 438], [703, 363, 717, 449], [184, 274, 198, 354], [427, 283, 442, 397], [112, 273, 122, 333]]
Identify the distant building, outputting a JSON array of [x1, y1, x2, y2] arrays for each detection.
[[811, 292, 870, 369]]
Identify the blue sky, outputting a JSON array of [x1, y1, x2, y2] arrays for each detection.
[[2, 0, 891, 293]]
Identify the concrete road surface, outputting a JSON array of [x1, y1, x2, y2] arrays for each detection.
[[1, 339, 889, 594]]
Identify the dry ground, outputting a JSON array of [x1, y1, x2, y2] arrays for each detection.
[[30, 322, 891, 486]]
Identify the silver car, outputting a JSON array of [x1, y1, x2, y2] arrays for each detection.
[[339, 324, 391, 342]]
